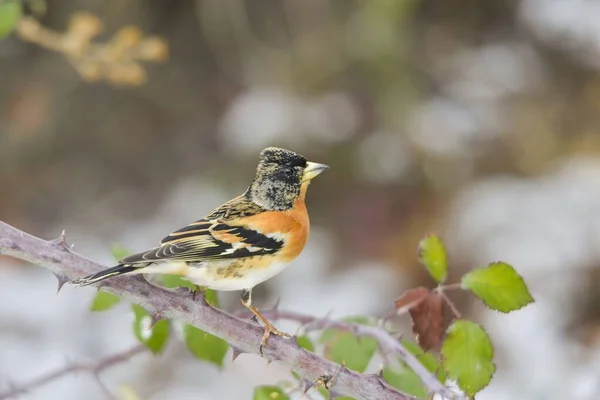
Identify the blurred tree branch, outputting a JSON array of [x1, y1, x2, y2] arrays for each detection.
[[0, 221, 460, 400], [0, 344, 146, 400], [16, 12, 167, 85]]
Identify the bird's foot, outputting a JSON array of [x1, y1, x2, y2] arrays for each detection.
[[259, 322, 291, 355]]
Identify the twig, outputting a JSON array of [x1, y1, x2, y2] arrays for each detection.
[[438, 291, 462, 319], [0, 221, 459, 400], [0, 345, 146, 400], [439, 283, 461, 291], [259, 310, 456, 399]]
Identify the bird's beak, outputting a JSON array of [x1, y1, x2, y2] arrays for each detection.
[[303, 161, 329, 181]]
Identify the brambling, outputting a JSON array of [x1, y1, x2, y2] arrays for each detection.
[[71, 147, 328, 353]]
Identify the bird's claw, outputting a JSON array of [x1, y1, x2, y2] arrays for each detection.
[[259, 324, 291, 355]]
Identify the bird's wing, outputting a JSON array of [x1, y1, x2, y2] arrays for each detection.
[[119, 196, 284, 264]]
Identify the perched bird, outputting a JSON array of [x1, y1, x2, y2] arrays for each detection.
[[71, 147, 328, 353]]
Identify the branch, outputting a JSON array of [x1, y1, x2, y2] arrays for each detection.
[[0, 221, 450, 400], [0, 345, 146, 400], [259, 310, 455, 398]]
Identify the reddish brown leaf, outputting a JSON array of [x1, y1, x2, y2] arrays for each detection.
[[394, 287, 429, 315], [409, 292, 444, 350]]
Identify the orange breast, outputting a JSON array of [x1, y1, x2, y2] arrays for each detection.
[[235, 194, 310, 262]]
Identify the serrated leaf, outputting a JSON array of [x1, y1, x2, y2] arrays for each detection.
[[110, 244, 130, 261], [296, 335, 315, 352], [441, 320, 495, 396], [320, 330, 377, 373], [131, 304, 170, 354], [90, 291, 120, 311], [382, 366, 428, 399], [253, 385, 289, 400], [401, 339, 446, 382], [461, 262, 534, 312], [0, 1, 22, 39], [418, 234, 448, 283], [184, 324, 229, 367]]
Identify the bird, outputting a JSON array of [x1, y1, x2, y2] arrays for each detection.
[[71, 147, 328, 353]]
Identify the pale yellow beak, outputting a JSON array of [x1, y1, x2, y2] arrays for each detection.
[[303, 161, 329, 181]]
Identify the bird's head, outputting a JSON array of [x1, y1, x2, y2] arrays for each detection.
[[247, 147, 329, 210]]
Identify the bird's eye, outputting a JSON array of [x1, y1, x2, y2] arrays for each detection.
[[283, 167, 294, 176]]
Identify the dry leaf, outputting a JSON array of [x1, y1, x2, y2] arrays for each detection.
[[409, 291, 444, 350], [394, 286, 429, 315]]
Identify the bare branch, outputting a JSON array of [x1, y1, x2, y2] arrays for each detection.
[[0, 221, 458, 400], [0, 345, 146, 400]]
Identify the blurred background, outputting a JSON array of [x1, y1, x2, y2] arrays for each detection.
[[2, 0, 600, 399]]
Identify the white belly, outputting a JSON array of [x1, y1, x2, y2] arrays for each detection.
[[185, 260, 290, 291], [135, 259, 291, 291]]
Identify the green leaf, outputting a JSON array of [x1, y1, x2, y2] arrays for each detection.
[[110, 244, 130, 261], [296, 335, 315, 352], [184, 324, 229, 367], [253, 386, 289, 400], [90, 291, 120, 311], [461, 262, 534, 312], [320, 330, 377, 372], [0, 1, 22, 39], [131, 304, 170, 354], [418, 234, 447, 283], [383, 340, 446, 399], [203, 288, 219, 307], [441, 320, 495, 396], [158, 275, 219, 307], [401, 339, 446, 382], [159, 275, 219, 307], [341, 315, 375, 325], [382, 366, 428, 399], [160, 274, 197, 291]]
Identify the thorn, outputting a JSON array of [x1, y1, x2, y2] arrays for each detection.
[[305, 309, 334, 332], [230, 346, 244, 362], [52, 229, 71, 250], [54, 273, 70, 294], [301, 379, 314, 396], [149, 312, 164, 329], [271, 297, 281, 311], [376, 370, 394, 390]]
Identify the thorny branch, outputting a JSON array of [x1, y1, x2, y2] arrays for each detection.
[[0, 345, 146, 400], [0, 221, 462, 400]]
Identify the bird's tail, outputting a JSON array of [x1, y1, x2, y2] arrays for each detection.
[[71, 264, 137, 287]]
